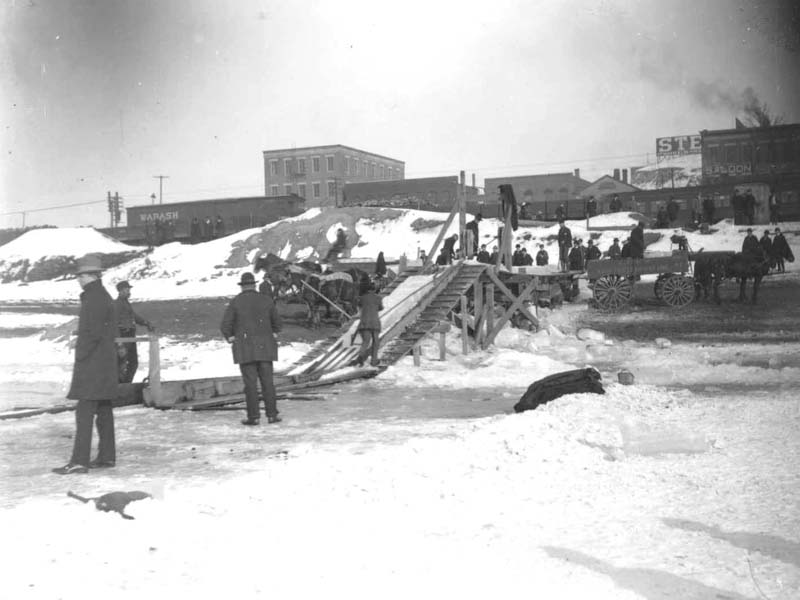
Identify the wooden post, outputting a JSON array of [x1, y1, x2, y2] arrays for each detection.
[[473, 280, 483, 346], [460, 295, 469, 355], [424, 201, 459, 267], [459, 170, 467, 259], [485, 283, 494, 349], [413, 344, 421, 366], [148, 333, 163, 407], [439, 331, 446, 360]]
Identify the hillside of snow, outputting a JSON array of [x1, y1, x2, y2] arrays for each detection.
[[0, 228, 145, 283], [0, 208, 797, 302], [631, 154, 702, 190]]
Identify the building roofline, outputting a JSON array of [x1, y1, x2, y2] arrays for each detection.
[[701, 122, 800, 136], [126, 195, 303, 211], [344, 176, 459, 187], [484, 172, 591, 185], [262, 144, 405, 164]]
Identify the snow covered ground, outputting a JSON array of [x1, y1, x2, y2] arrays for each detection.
[[0, 212, 799, 599]]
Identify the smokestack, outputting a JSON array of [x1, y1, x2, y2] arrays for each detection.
[[574, 168, 580, 179], [472, 173, 476, 188], [460, 170, 465, 186], [622, 169, 628, 184], [613, 168, 620, 181]]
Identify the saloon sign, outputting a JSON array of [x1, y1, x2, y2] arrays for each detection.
[[656, 135, 701, 157]]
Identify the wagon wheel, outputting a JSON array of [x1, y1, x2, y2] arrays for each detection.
[[660, 275, 695, 307], [653, 273, 673, 300], [593, 276, 632, 310]]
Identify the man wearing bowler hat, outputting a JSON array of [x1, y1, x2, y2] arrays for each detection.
[[114, 280, 154, 383], [53, 255, 119, 474], [221, 272, 282, 425]]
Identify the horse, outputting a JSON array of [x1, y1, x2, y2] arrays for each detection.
[[255, 254, 359, 327], [692, 248, 771, 304]]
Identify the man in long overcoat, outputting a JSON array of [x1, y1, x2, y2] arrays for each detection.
[[53, 255, 119, 474], [354, 282, 383, 367], [221, 272, 282, 425], [630, 221, 645, 259], [557, 220, 572, 271]]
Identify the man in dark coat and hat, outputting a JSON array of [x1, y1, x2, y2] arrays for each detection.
[[114, 280, 154, 384], [465, 214, 482, 257], [354, 281, 384, 367], [557, 220, 572, 271], [53, 255, 119, 474], [771, 228, 792, 273], [221, 272, 282, 426], [630, 221, 645, 259], [741, 228, 760, 257]]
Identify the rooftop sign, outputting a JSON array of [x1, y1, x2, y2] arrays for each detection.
[[656, 135, 701, 157]]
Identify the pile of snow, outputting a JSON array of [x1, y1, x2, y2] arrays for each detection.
[[631, 154, 702, 190], [0, 227, 143, 283]]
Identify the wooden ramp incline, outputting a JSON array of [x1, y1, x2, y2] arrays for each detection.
[[378, 262, 487, 366], [286, 262, 486, 376]]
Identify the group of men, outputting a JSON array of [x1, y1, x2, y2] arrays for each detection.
[[731, 188, 757, 225], [741, 227, 793, 273], [190, 215, 226, 243]]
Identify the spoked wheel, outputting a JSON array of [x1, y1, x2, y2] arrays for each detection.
[[660, 275, 695, 307], [653, 273, 673, 300], [593, 275, 632, 310]]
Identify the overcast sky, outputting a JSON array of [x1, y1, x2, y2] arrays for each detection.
[[1, 0, 799, 227]]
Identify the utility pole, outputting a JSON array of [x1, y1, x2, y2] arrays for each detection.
[[153, 175, 169, 204]]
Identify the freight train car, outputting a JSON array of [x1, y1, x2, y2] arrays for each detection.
[[117, 195, 305, 244]]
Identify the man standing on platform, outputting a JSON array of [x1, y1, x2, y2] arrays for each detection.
[[114, 281, 154, 384], [557, 220, 572, 271], [466, 213, 482, 257], [53, 256, 119, 474], [221, 272, 282, 426]]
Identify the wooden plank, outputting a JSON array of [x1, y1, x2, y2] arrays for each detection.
[[0, 405, 75, 420], [424, 202, 459, 267], [484, 283, 494, 350], [460, 295, 469, 355]]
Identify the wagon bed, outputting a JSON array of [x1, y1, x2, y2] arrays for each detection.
[[586, 251, 694, 310]]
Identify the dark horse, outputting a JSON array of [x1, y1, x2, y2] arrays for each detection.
[[692, 248, 771, 304], [255, 253, 362, 327]]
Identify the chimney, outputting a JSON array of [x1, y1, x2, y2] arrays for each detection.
[[613, 168, 620, 181], [471, 173, 476, 188], [459, 170, 465, 186], [573, 168, 580, 179], [622, 169, 628, 184]]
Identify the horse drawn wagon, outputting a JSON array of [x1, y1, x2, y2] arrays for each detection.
[[586, 251, 695, 310]]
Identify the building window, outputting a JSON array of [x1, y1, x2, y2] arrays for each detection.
[[345, 156, 350, 175], [327, 181, 336, 197], [724, 144, 738, 164], [370, 163, 375, 178], [284, 158, 292, 176], [313, 183, 321, 198], [741, 143, 753, 164], [270, 160, 278, 176], [284, 184, 292, 195], [270, 185, 279, 196], [380, 165, 385, 179], [326, 156, 334, 171], [298, 158, 306, 173], [354, 159, 360, 175], [299, 184, 306, 198], [313, 157, 321, 173], [387, 166, 393, 179]]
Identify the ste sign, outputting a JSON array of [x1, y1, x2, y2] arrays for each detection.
[[656, 135, 701, 157]]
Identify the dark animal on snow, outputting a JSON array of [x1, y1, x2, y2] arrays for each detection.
[[68, 490, 151, 520], [692, 248, 771, 304]]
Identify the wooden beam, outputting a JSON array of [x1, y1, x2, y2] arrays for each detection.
[[473, 279, 483, 346], [486, 269, 539, 326], [485, 279, 539, 345], [484, 283, 494, 350], [460, 295, 469, 355], [424, 201, 459, 267], [459, 170, 467, 259], [413, 345, 421, 366]]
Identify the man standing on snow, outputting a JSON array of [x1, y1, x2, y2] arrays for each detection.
[[630, 221, 645, 259], [353, 281, 383, 367], [221, 272, 282, 426], [114, 281, 154, 384], [741, 228, 760, 257], [53, 255, 119, 474], [535, 244, 549, 266]]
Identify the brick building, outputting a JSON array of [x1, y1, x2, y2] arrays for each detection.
[[263, 144, 405, 208], [483, 171, 591, 220], [698, 123, 800, 222]]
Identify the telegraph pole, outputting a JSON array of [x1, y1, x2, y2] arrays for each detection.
[[153, 175, 169, 204]]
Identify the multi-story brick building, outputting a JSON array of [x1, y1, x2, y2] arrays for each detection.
[[701, 122, 800, 222], [263, 144, 405, 207]]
